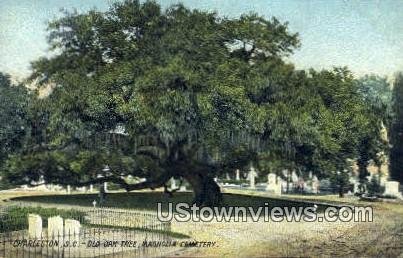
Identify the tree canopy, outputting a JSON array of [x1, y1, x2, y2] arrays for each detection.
[[1, 0, 389, 204]]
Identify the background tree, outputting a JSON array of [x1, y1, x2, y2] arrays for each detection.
[[0, 73, 30, 189], [355, 75, 391, 191], [357, 75, 392, 126], [330, 169, 350, 198], [390, 73, 403, 183], [246, 66, 375, 196]]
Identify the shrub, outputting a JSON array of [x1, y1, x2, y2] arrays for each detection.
[[0, 206, 87, 232]]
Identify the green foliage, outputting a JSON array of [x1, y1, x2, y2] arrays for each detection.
[[14, 0, 300, 192], [330, 170, 350, 197], [390, 73, 403, 183], [0, 73, 31, 189], [0, 206, 87, 232], [255, 67, 377, 181], [357, 75, 392, 126], [355, 75, 391, 185], [0, 73, 30, 161]]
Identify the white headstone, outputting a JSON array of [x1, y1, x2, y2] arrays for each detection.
[[179, 185, 187, 192], [276, 179, 283, 195], [56, 185, 63, 191], [235, 169, 240, 181], [248, 166, 258, 189], [48, 216, 64, 238], [67, 185, 71, 194], [89, 184, 94, 192], [77, 186, 86, 192], [350, 177, 359, 193], [28, 214, 42, 239], [266, 174, 282, 195], [267, 173, 276, 185], [103, 182, 108, 193], [311, 176, 320, 194], [65, 219, 80, 238], [170, 178, 177, 189], [291, 170, 299, 183], [380, 176, 387, 187], [281, 179, 288, 191], [384, 181, 402, 198]]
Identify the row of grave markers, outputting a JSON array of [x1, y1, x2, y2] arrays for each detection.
[[28, 214, 81, 239], [226, 166, 402, 198], [41, 168, 402, 198]]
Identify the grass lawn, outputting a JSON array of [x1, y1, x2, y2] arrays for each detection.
[[10, 191, 332, 212], [0, 190, 61, 205]]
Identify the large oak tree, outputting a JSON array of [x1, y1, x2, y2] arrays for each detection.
[[3, 0, 383, 204], [13, 1, 300, 206]]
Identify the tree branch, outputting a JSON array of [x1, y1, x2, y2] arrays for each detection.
[[69, 172, 173, 192]]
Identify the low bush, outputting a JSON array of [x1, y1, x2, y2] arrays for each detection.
[[0, 206, 87, 232]]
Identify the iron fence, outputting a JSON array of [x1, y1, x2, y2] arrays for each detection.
[[1, 227, 176, 257], [0, 204, 179, 258]]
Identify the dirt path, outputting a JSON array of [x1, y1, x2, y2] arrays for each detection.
[[171, 194, 403, 257], [171, 215, 363, 257], [2, 191, 403, 257]]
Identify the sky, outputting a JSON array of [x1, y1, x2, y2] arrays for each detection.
[[0, 0, 403, 80]]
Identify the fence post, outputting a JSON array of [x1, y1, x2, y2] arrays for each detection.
[[1, 232, 5, 258]]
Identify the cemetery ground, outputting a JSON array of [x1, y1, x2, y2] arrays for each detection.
[[1, 190, 403, 257]]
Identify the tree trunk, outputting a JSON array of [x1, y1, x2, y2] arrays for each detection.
[[338, 186, 344, 198], [184, 173, 222, 207]]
